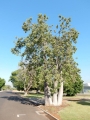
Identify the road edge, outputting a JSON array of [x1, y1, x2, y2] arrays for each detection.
[[38, 105, 59, 120]]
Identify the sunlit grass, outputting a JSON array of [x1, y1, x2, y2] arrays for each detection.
[[26, 93, 44, 98], [21, 93, 44, 98], [59, 97, 90, 120]]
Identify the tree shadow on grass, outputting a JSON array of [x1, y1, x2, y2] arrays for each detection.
[[0, 92, 45, 106], [68, 98, 90, 106], [77, 99, 90, 106]]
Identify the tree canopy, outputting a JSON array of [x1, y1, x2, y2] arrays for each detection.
[[11, 14, 83, 106]]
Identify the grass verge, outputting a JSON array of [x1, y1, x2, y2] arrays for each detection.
[[21, 93, 44, 98], [59, 96, 90, 120], [20, 92, 90, 120]]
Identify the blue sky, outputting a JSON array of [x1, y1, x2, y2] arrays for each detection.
[[0, 0, 90, 85]]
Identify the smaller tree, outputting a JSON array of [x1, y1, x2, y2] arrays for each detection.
[[2, 85, 12, 90], [9, 62, 36, 96], [64, 76, 83, 96], [9, 70, 24, 91], [0, 78, 5, 90], [63, 60, 83, 96]]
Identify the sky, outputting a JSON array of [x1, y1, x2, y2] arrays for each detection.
[[0, 0, 90, 85]]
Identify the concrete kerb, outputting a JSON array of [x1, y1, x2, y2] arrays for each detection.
[[38, 105, 59, 120], [28, 98, 59, 120]]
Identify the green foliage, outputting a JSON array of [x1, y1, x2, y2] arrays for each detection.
[[64, 75, 83, 96], [11, 14, 82, 95], [2, 85, 12, 90], [0, 78, 5, 90], [9, 66, 36, 91], [9, 70, 24, 91]]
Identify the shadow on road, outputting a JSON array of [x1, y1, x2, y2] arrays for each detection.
[[0, 92, 43, 106]]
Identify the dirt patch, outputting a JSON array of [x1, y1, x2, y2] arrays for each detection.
[[39, 100, 68, 120]]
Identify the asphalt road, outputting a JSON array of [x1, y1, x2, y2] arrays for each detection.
[[0, 91, 50, 120]]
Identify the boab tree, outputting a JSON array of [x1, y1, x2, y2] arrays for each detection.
[[11, 14, 81, 106]]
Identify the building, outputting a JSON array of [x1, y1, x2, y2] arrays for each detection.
[[83, 83, 90, 93]]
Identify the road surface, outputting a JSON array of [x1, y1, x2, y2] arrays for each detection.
[[0, 91, 50, 120]]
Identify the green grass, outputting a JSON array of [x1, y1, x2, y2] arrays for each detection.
[[59, 97, 90, 120], [21, 93, 44, 98], [20, 92, 90, 120]]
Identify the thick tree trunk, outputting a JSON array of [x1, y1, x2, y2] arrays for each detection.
[[57, 81, 63, 106], [44, 81, 52, 106], [52, 81, 58, 106], [52, 93, 57, 106], [24, 90, 28, 96], [24, 85, 31, 96], [45, 96, 52, 106]]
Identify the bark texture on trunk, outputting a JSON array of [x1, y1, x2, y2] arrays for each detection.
[[24, 91, 28, 96], [52, 81, 58, 106], [44, 81, 52, 106], [44, 70, 64, 106], [57, 81, 63, 106], [24, 78, 32, 96], [52, 93, 57, 106], [44, 81, 63, 106], [45, 96, 52, 106]]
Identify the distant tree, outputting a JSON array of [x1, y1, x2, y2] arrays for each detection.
[[0, 78, 5, 90], [9, 65, 36, 96], [64, 74, 83, 96], [19, 62, 36, 96], [2, 85, 12, 90], [9, 70, 24, 91]]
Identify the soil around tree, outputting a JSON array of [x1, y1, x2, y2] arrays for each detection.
[[39, 100, 69, 120]]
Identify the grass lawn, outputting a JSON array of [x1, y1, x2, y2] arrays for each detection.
[[26, 93, 44, 98], [59, 96, 90, 120], [21, 93, 44, 98]]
